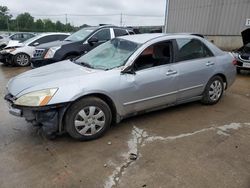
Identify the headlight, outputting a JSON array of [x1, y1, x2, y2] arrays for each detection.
[[44, 46, 61, 59], [14, 88, 58, 107]]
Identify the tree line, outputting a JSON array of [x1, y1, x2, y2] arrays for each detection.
[[0, 6, 81, 32]]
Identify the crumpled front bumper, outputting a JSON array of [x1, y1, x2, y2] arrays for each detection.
[[0, 52, 14, 65], [4, 93, 69, 135]]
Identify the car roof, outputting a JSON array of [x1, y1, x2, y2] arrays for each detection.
[[119, 33, 205, 44], [10, 32, 36, 35], [82, 25, 131, 31], [37, 32, 70, 37], [119, 33, 166, 44]]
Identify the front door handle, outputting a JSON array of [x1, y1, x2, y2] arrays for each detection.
[[206, 61, 215, 66], [166, 70, 177, 76]]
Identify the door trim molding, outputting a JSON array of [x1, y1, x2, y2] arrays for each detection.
[[123, 90, 178, 106], [178, 84, 204, 92], [123, 84, 204, 106]]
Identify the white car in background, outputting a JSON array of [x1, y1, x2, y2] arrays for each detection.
[[0, 33, 70, 66], [0, 33, 36, 50]]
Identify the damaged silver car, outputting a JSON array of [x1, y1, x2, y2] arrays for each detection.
[[5, 34, 236, 140]]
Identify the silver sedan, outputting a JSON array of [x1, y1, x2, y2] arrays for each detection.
[[5, 34, 237, 140]]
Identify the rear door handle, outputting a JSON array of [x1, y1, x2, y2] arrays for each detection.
[[166, 70, 177, 76], [206, 61, 215, 66]]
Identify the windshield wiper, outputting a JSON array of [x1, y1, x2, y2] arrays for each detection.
[[75, 61, 93, 69]]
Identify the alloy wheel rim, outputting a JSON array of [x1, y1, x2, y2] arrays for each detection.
[[209, 80, 222, 101], [16, 54, 29, 66], [74, 106, 105, 136]]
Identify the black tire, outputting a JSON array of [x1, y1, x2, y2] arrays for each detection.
[[65, 97, 112, 141], [236, 68, 241, 74], [201, 76, 224, 105], [13, 53, 30, 67]]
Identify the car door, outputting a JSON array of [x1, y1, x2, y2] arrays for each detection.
[[173, 38, 215, 101], [119, 40, 178, 114]]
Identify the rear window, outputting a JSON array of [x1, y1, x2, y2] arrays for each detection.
[[176, 38, 213, 62]]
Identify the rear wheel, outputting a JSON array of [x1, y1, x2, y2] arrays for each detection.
[[14, 53, 30, 66], [201, 76, 224, 105], [65, 97, 112, 141]]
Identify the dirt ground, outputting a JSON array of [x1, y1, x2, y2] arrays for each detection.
[[0, 64, 250, 188]]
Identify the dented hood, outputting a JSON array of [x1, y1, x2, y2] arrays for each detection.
[[7, 60, 101, 96], [5, 40, 24, 48]]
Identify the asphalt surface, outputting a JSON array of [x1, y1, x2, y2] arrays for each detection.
[[0, 64, 250, 188]]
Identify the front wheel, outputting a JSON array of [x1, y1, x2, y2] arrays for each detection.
[[236, 68, 241, 74], [201, 76, 224, 105], [14, 53, 30, 66], [65, 97, 112, 141]]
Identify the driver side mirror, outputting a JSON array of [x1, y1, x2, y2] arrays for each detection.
[[121, 66, 136, 75], [88, 37, 99, 45]]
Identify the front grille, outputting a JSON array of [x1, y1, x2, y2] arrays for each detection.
[[33, 49, 46, 58]]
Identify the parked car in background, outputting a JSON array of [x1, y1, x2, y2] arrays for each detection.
[[0, 33, 69, 66], [5, 34, 236, 140], [31, 25, 135, 68], [0, 32, 36, 50], [234, 43, 250, 74], [9, 32, 36, 43], [233, 29, 250, 74]]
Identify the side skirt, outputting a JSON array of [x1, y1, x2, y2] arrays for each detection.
[[119, 96, 203, 122]]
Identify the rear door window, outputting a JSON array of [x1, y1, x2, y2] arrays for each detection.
[[114, 29, 128, 37], [29, 35, 58, 46], [176, 38, 213, 62]]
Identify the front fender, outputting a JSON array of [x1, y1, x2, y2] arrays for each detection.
[[71, 90, 120, 110], [10, 47, 34, 57]]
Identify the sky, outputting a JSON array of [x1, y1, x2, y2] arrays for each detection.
[[1, 0, 166, 26]]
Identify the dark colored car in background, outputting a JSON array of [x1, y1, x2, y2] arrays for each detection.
[[235, 43, 250, 74], [31, 25, 135, 68], [234, 28, 250, 74]]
